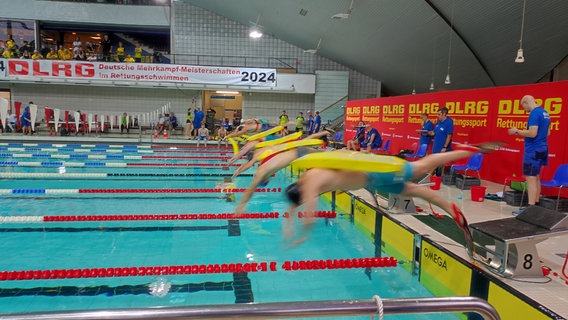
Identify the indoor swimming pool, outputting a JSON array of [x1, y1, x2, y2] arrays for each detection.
[[0, 142, 459, 319]]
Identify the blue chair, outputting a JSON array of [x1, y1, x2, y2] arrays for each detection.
[[330, 131, 344, 149], [540, 164, 568, 211], [406, 143, 428, 161], [450, 153, 483, 189], [375, 139, 390, 154]]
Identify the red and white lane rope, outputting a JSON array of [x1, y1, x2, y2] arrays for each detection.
[[0, 211, 337, 223], [0, 257, 398, 281]]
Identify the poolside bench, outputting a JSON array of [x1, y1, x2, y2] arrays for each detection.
[[470, 206, 568, 278]]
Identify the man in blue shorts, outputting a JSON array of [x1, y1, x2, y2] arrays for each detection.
[[359, 123, 382, 152], [508, 95, 550, 215], [284, 142, 502, 251]]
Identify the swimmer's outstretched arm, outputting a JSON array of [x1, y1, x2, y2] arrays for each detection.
[[235, 164, 271, 216], [228, 140, 259, 164], [304, 130, 330, 140], [235, 150, 298, 216], [232, 156, 257, 179]]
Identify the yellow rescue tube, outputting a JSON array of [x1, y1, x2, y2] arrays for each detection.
[[257, 139, 324, 161], [255, 131, 302, 149], [291, 151, 406, 173], [228, 138, 239, 155], [246, 125, 284, 142]]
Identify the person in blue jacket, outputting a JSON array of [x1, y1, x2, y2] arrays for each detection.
[[312, 111, 321, 133], [306, 111, 315, 135], [192, 106, 205, 137], [21, 104, 32, 135]]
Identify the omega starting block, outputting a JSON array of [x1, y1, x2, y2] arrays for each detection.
[[470, 206, 568, 278]]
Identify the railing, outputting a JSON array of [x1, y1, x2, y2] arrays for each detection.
[[43, 0, 169, 6], [0, 296, 500, 320], [170, 54, 297, 71], [319, 95, 348, 130]]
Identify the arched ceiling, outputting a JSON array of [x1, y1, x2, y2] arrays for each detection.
[[182, 0, 568, 96]]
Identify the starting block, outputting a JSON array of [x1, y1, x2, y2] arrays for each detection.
[[470, 206, 568, 278], [388, 194, 417, 213], [388, 174, 432, 214]]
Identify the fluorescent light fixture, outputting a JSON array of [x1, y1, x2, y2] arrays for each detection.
[[332, 0, 354, 19], [332, 13, 350, 20], [216, 91, 240, 94], [249, 28, 263, 39], [515, 49, 525, 63], [515, 0, 527, 63]]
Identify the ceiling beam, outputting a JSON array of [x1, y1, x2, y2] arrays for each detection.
[[424, 0, 496, 86]]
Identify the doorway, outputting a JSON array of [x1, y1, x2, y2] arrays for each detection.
[[202, 90, 243, 125]]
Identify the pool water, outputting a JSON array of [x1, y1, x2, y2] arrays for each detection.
[[0, 143, 458, 319]]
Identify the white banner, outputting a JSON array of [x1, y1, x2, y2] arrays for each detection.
[[0, 59, 276, 87]]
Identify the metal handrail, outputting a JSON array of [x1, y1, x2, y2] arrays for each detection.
[[319, 95, 348, 114], [0, 296, 500, 320]]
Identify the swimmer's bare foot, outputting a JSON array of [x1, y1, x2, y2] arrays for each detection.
[[451, 203, 474, 258], [454, 142, 505, 154]]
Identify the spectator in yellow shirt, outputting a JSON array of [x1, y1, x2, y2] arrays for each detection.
[[61, 48, 72, 60], [57, 45, 65, 59], [46, 48, 59, 60], [116, 41, 125, 62], [134, 42, 143, 62], [2, 47, 15, 59], [123, 54, 135, 63], [32, 50, 43, 60]]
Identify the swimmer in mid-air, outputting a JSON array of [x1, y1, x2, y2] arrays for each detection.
[[283, 142, 503, 253], [233, 131, 334, 217], [231, 130, 331, 179]]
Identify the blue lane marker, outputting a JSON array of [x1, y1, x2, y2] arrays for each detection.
[[12, 189, 46, 194], [0, 161, 19, 166], [41, 161, 64, 166], [85, 162, 105, 166]]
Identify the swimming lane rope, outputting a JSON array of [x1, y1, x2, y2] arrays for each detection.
[[0, 146, 232, 155], [0, 257, 398, 281], [0, 187, 281, 195], [0, 143, 149, 149], [0, 147, 154, 154], [0, 153, 230, 160], [0, 172, 252, 179], [0, 211, 336, 223], [0, 161, 239, 168]]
